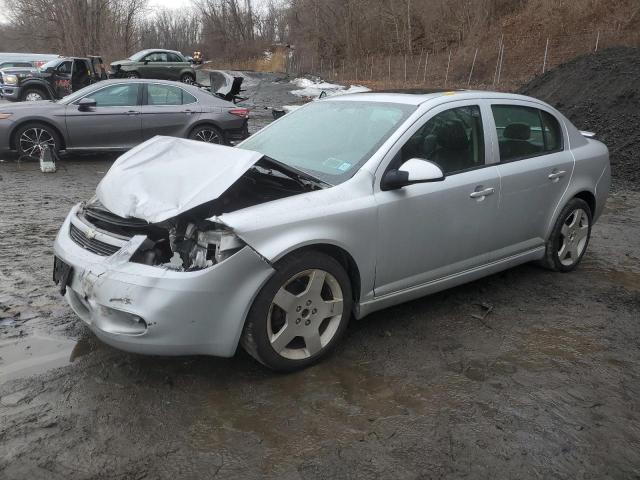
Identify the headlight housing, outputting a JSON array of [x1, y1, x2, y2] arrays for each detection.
[[3, 74, 18, 85], [0, 113, 12, 120]]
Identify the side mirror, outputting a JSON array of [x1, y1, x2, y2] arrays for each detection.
[[381, 158, 445, 191], [78, 97, 97, 111], [143, 60, 149, 65]]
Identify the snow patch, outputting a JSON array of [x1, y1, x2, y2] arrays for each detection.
[[290, 78, 370, 98]]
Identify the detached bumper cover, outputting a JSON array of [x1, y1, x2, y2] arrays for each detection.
[[53, 204, 275, 357]]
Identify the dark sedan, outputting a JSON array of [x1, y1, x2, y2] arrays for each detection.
[[0, 79, 249, 158]]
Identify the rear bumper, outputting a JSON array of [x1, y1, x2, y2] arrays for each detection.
[[53, 204, 275, 357], [225, 121, 249, 144]]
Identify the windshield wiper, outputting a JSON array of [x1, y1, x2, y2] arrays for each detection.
[[260, 156, 332, 189]]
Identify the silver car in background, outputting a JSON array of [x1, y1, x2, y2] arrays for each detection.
[[53, 91, 610, 371], [0, 79, 249, 158]]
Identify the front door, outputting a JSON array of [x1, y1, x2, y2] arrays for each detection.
[[65, 83, 142, 149], [374, 102, 502, 296], [52, 60, 73, 98], [488, 103, 575, 254]]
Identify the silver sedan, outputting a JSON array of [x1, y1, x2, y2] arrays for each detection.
[[0, 79, 249, 157], [53, 91, 610, 371]]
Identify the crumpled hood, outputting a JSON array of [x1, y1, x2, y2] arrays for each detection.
[[110, 59, 134, 67], [96, 136, 263, 223]]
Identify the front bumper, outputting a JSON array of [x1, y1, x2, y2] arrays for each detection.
[[53, 204, 275, 357], [0, 85, 21, 101]]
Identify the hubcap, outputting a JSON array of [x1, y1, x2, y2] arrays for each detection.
[[25, 92, 43, 101], [267, 269, 344, 360], [19, 128, 55, 157], [194, 129, 221, 144], [182, 76, 194, 84], [558, 208, 589, 266]]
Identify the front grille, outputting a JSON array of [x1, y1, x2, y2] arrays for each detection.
[[69, 223, 121, 256]]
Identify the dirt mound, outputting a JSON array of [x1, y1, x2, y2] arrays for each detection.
[[519, 47, 640, 188]]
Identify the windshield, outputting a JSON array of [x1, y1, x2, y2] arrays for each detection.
[[239, 100, 415, 184], [128, 50, 150, 61], [39, 59, 60, 71]]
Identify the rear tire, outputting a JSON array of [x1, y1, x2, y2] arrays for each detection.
[[188, 125, 224, 144], [241, 251, 352, 372], [180, 73, 195, 84], [540, 198, 592, 272], [14, 122, 61, 159], [21, 87, 48, 101]]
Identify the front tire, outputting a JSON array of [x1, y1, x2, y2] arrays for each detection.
[[541, 198, 592, 272], [126, 72, 140, 79], [21, 87, 48, 101], [241, 251, 353, 371], [14, 123, 61, 159]]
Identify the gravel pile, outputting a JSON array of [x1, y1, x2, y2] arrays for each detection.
[[519, 47, 640, 188]]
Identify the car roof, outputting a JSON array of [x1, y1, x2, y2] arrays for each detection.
[[135, 48, 183, 56], [327, 90, 551, 107]]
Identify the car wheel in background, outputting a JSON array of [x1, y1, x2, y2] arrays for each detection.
[[540, 197, 592, 272], [22, 88, 48, 101], [188, 125, 224, 144], [180, 73, 195, 84], [126, 72, 140, 79], [241, 251, 353, 371], [14, 123, 61, 159]]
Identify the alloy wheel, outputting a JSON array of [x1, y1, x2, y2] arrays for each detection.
[[267, 269, 344, 360], [558, 208, 589, 266], [24, 92, 43, 101], [194, 129, 221, 143], [19, 128, 56, 157]]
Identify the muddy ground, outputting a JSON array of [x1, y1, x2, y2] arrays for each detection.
[[1, 76, 640, 479]]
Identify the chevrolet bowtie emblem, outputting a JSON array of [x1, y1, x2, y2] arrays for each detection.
[[85, 229, 97, 240]]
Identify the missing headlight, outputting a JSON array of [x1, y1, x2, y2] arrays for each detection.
[[131, 221, 244, 271]]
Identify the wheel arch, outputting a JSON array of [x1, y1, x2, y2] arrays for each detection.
[[9, 120, 67, 151], [573, 190, 596, 216], [274, 243, 362, 308], [20, 81, 53, 100], [188, 121, 225, 140]]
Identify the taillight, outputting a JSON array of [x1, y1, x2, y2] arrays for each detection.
[[229, 108, 249, 119]]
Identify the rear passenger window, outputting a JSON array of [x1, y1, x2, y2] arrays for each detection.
[[400, 105, 485, 175], [491, 105, 563, 162]]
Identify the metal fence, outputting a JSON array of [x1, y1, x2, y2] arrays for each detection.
[[284, 30, 640, 91]]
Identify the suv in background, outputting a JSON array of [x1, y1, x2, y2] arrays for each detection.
[[109, 49, 196, 84], [1, 56, 107, 102]]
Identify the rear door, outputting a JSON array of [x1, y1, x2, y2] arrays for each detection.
[[166, 53, 185, 81], [488, 102, 574, 254], [65, 83, 142, 149], [140, 83, 200, 140]]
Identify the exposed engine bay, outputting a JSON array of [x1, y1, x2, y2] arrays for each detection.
[[77, 160, 326, 271]]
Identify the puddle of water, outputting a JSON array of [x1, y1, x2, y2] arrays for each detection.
[[188, 357, 467, 469], [498, 326, 602, 372], [0, 334, 95, 384]]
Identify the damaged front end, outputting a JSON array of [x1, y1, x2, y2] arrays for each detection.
[[78, 200, 244, 272]]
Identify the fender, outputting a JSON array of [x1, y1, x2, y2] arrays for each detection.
[[19, 78, 55, 99]]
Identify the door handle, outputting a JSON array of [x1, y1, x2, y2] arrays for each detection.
[[183, 109, 193, 114], [469, 187, 495, 199], [127, 110, 140, 116], [548, 170, 566, 181]]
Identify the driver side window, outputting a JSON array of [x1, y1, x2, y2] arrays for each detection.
[[88, 84, 139, 107], [144, 52, 168, 63], [400, 105, 485, 175], [57, 61, 72, 73]]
